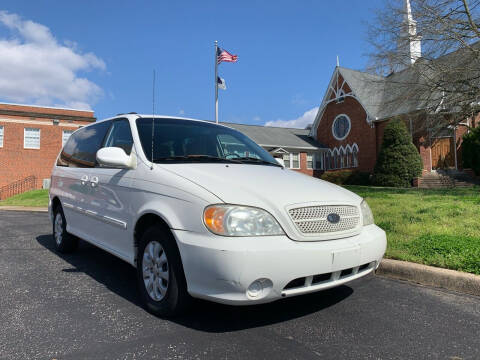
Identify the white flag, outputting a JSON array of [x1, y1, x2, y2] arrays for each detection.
[[217, 76, 226, 90]]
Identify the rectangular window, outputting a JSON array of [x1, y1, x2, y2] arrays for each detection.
[[283, 153, 291, 168], [0, 125, 3, 148], [24, 128, 40, 149], [307, 154, 313, 169], [314, 153, 323, 170], [292, 153, 300, 169], [62, 130, 74, 147]]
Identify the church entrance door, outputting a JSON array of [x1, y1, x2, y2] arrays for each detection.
[[431, 137, 455, 169]]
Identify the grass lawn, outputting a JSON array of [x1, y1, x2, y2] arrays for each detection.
[[0, 189, 49, 207], [345, 186, 480, 275]]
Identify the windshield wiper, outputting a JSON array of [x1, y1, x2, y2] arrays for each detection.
[[153, 155, 242, 164], [234, 157, 283, 167]]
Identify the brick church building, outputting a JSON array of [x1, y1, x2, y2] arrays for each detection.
[[308, 0, 477, 175]]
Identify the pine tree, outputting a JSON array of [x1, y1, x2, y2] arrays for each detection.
[[373, 120, 423, 187]]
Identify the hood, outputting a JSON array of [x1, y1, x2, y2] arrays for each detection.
[[160, 163, 362, 208], [159, 163, 363, 241]]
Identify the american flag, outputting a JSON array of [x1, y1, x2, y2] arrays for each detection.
[[217, 47, 238, 64]]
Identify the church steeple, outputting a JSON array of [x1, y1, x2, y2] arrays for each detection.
[[397, 0, 422, 71]]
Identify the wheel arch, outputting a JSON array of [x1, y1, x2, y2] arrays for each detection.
[[133, 212, 184, 269], [51, 196, 62, 212]]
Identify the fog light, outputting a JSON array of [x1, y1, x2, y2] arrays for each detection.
[[247, 280, 263, 298], [246, 278, 273, 299]]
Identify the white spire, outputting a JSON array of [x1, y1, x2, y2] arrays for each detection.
[[397, 0, 422, 71], [336, 55, 340, 67], [404, 0, 413, 21]]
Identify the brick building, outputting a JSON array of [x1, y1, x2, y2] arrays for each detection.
[[0, 103, 95, 197]]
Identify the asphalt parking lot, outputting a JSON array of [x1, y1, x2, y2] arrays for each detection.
[[1, 211, 479, 359]]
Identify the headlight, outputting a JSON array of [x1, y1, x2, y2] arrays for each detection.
[[203, 205, 285, 236], [360, 200, 374, 226]]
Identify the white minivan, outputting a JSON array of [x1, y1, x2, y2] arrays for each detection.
[[49, 114, 386, 316]]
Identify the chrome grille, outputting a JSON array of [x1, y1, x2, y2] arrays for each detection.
[[289, 205, 360, 234]]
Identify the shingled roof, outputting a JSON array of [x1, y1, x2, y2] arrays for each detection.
[[338, 66, 442, 121], [336, 42, 480, 122], [221, 122, 325, 150]]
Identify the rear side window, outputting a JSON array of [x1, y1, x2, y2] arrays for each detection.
[[58, 121, 111, 167]]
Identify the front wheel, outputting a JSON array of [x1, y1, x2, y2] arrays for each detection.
[[136, 225, 190, 317], [52, 205, 78, 253]]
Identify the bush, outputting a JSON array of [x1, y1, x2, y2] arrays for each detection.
[[372, 119, 423, 187], [321, 170, 371, 185], [462, 126, 480, 175]]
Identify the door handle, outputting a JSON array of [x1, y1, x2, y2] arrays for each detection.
[[90, 176, 99, 187], [80, 175, 89, 186]]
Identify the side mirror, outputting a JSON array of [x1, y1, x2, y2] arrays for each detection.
[[96, 147, 135, 169]]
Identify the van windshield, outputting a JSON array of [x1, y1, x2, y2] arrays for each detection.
[[136, 118, 281, 167]]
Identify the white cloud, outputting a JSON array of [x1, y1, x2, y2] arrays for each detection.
[[253, 115, 261, 122], [0, 11, 105, 110], [179, 109, 185, 115], [265, 107, 319, 129]]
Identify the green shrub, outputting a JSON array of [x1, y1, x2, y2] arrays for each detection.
[[462, 126, 480, 175], [373, 120, 423, 187], [321, 170, 371, 185]]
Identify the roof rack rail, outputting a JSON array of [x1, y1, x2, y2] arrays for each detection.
[[116, 112, 138, 116]]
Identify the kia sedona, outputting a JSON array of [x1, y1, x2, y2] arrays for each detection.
[[49, 114, 386, 317]]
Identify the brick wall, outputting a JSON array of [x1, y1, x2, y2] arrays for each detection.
[[0, 105, 94, 190], [316, 90, 377, 173], [0, 103, 94, 118]]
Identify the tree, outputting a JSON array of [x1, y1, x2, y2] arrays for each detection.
[[366, 0, 480, 133], [462, 126, 480, 174], [373, 119, 423, 187]]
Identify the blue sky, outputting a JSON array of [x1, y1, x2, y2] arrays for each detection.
[[0, 0, 383, 127]]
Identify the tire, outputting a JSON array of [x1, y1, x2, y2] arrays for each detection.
[[52, 205, 78, 253], [136, 225, 190, 317]]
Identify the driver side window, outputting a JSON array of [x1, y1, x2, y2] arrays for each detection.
[[103, 119, 134, 155]]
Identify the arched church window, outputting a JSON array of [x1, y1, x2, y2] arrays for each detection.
[[346, 148, 352, 168], [332, 114, 351, 140], [340, 148, 345, 168], [353, 147, 359, 167]]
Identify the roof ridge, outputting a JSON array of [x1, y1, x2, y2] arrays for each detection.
[[338, 67, 386, 80], [221, 121, 310, 131]]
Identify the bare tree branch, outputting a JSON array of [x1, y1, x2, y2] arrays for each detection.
[[364, 0, 480, 133]]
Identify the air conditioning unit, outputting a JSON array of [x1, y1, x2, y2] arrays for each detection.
[[42, 179, 51, 189]]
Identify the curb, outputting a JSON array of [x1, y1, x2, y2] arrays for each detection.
[[376, 259, 480, 297], [0, 206, 48, 213]]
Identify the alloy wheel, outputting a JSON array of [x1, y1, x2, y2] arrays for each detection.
[[142, 241, 169, 301], [54, 213, 63, 246]]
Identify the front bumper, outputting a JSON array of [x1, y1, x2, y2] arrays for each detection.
[[174, 224, 386, 305]]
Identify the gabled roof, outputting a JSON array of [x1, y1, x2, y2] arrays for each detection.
[[221, 122, 325, 150], [337, 67, 386, 119], [337, 66, 440, 121]]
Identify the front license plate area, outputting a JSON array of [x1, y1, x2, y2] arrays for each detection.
[[331, 247, 361, 271]]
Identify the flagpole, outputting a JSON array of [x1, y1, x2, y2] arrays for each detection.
[[214, 40, 218, 124]]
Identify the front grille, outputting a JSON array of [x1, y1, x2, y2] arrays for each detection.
[[288, 205, 360, 234]]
